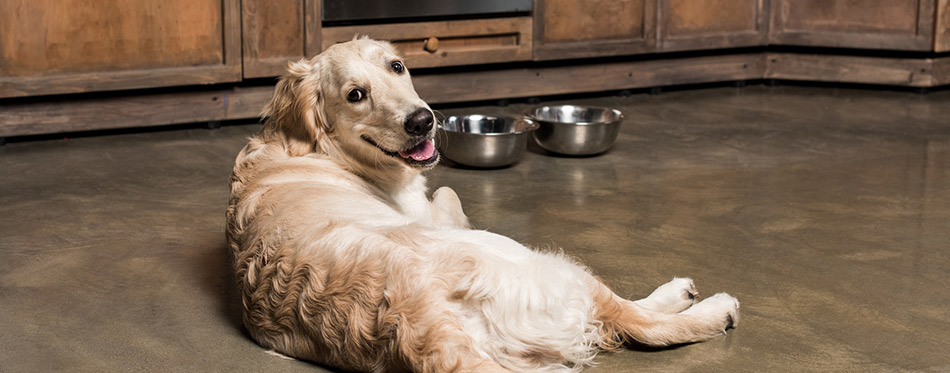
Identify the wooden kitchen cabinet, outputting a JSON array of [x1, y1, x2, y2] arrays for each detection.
[[769, 0, 937, 51], [321, 17, 534, 69], [241, 0, 321, 78], [245, 0, 531, 74], [658, 0, 769, 51], [533, 0, 657, 60], [0, 0, 242, 98], [2, 0, 949, 139], [935, 0, 950, 52]]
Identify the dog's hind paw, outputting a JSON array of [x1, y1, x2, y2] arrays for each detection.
[[682, 292, 740, 333]]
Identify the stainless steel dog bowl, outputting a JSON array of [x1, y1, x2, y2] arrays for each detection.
[[525, 105, 623, 156], [438, 115, 539, 168]]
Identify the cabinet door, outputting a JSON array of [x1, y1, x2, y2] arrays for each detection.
[[658, 0, 768, 51], [0, 0, 241, 98], [770, 0, 936, 51], [937, 0, 950, 52], [534, 0, 656, 60], [241, 0, 321, 78]]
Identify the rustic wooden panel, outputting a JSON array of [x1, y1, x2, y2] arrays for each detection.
[[534, 0, 656, 60], [543, 0, 645, 42], [665, 0, 757, 36], [242, 0, 305, 78], [0, 53, 763, 137], [0, 0, 222, 75], [783, 0, 918, 33], [933, 57, 950, 85], [241, 0, 321, 78], [0, 0, 242, 98], [304, 0, 322, 58], [322, 17, 532, 68], [658, 0, 767, 51], [0, 87, 272, 137], [413, 53, 764, 103], [766, 53, 933, 86], [9, 51, 950, 138], [770, 0, 936, 50], [1, 67, 243, 99], [936, 0, 950, 52]]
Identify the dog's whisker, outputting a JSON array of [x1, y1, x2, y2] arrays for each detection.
[[432, 109, 447, 124]]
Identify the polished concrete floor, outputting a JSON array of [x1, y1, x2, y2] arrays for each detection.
[[2, 85, 949, 372]]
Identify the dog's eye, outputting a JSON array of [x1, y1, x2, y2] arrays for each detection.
[[391, 61, 404, 74], [346, 88, 365, 103]]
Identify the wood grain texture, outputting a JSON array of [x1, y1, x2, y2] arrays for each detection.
[[0, 87, 272, 137], [322, 17, 532, 68], [7, 52, 950, 138], [1, 0, 222, 75], [533, 0, 656, 60], [542, 0, 646, 42], [0, 54, 763, 137], [664, 0, 758, 36], [304, 0, 322, 57], [241, 0, 306, 78], [412, 53, 765, 104], [658, 0, 768, 51], [784, 0, 919, 33], [933, 57, 950, 85], [769, 0, 936, 50], [222, 0, 242, 67], [0, 66, 242, 98], [766, 53, 934, 86], [936, 0, 950, 52], [0, 0, 242, 98]]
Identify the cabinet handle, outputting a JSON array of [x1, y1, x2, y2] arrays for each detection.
[[424, 37, 439, 53]]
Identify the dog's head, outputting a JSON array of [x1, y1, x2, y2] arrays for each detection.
[[262, 38, 439, 172]]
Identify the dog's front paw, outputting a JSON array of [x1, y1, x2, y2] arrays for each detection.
[[635, 277, 698, 314], [431, 186, 470, 228]]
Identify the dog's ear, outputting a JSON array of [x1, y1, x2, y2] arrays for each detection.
[[262, 58, 330, 156]]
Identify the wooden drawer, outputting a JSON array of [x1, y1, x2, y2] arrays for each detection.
[[321, 17, 533, 69], [533, 0, 656, 60], [0, 0, 242, 98], [658, 0, 769, 51], [769, 0, 937, 51]]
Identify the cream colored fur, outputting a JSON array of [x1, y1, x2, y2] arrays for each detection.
[[226, 38, 739, 372]]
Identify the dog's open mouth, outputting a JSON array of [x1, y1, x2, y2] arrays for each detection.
[[362, 136, 439, 168]]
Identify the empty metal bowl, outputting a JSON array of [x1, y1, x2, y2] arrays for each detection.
[[525, 105, 623, 156], [438, 115, 539, 168]]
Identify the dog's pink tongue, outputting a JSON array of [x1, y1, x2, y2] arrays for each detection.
[[400, 140, 435, 161]]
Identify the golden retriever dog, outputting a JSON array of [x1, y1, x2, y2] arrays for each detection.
[[226, 38, 739, 372]]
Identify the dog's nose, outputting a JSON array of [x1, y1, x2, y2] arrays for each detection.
[[404, 108, 434, 136]]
